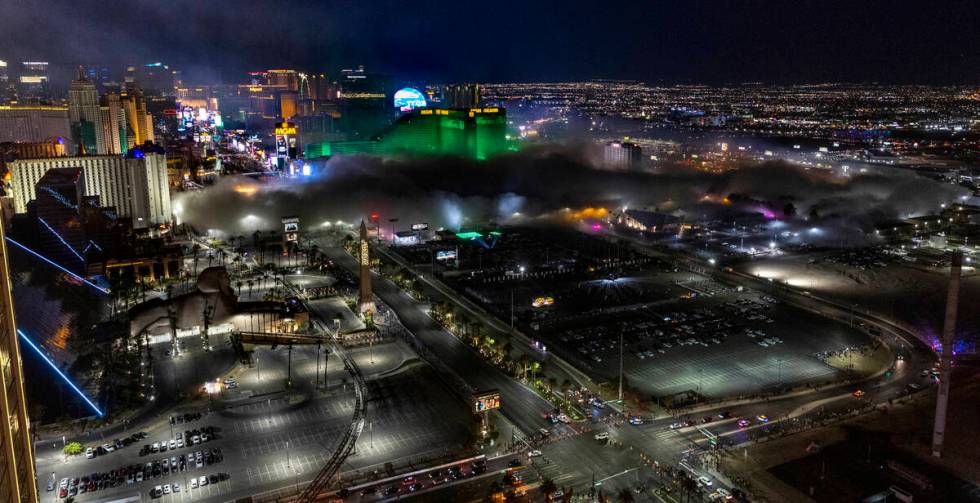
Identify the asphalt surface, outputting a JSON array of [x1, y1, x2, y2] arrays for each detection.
[[320, 242, 555, 436], [34, 236, 938, 503], [36, 315, 472, 503]]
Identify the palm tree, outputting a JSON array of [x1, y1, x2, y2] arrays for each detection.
[[616, 489, 635, 503], [679, 473, 698, 503], [540, 478, 557, 501], [191, 243, 201, 274]]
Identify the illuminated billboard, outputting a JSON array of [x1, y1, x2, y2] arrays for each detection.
[[282, 216, 300, 233], [393, 88, 427, 112], [473, 390, 501, 414], [275, 122, 297, 135], [435, 249, 457, 261]]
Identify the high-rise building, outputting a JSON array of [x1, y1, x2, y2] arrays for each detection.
[[0, 204, 40, 503], [17, 61, 49, 101], [68, 67, 105, 155], [338, 66, 389, 139], [120, 87, 154, 146], [304, 73, 335, 101], [81, 65, 113, 92], [307, 107, 509, 160], [28, 167, 89, 272], [124, 63, 179, 97], [8, 151, 171, 228], [266, 69, 300, 92], [0, 59, 13, 102], [99, 92, 127, 155], [279, 92, 298, 120], [442, 84, 481, 108], [0, 105, 71, 145], [0, 139, 67, 160], [603, 141, 642, 170]]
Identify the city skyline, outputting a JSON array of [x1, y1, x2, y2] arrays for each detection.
[[1, 1, 979, 85], [1, 4, 980, 503]]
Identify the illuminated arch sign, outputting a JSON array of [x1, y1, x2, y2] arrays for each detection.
[[393, 87, 427, 111]]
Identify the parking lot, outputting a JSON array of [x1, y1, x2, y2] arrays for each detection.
[[39, 331, 475, 503], [546, 283, 868, 400]]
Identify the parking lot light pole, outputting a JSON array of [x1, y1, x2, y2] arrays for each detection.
[[315, 343, 321, 388], [618, 332, 624, 402]]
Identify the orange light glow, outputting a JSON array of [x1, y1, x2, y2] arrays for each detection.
[[234, 184, 258, 196], [51, 324, 70, 350], [564, 207, 608, 221]]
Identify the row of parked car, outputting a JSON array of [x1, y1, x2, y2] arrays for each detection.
[[149, 473, 230, 498], [85, 431, 148, 459], [168, 411, 206, 425], [56, 447, 226, 498], [139, 426, 217, 456]]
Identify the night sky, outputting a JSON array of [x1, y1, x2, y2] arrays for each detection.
[[2, 0, 978, 84]]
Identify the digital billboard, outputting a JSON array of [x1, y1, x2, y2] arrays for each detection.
[[282, 216, 300, 233], [435, 249, 457, 261], [393, 88, 427, 112], [473, 390, 501, 414]]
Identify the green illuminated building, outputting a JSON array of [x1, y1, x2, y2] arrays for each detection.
[[304, 107, 513, 160]]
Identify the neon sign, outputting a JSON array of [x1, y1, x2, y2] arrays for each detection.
[[393, 88, 427, 111]]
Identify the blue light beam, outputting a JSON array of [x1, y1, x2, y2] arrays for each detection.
[[38, 217, 85, 263], [4, 237, 109, 295], [17, 329, 104, 417]]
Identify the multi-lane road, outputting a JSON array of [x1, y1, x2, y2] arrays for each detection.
[[320, 242, 556, 436], [34, 234, 937, 503]]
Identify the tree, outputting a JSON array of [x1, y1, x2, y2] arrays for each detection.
[[616, 488, 635, 503], [540, 478, 557, 500], [63, 442, 83, 456], [678, 472, 698, 503], [561, 379, 573, 394]]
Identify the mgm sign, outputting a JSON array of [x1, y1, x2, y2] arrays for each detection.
[[282, 216, 300, 242]]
